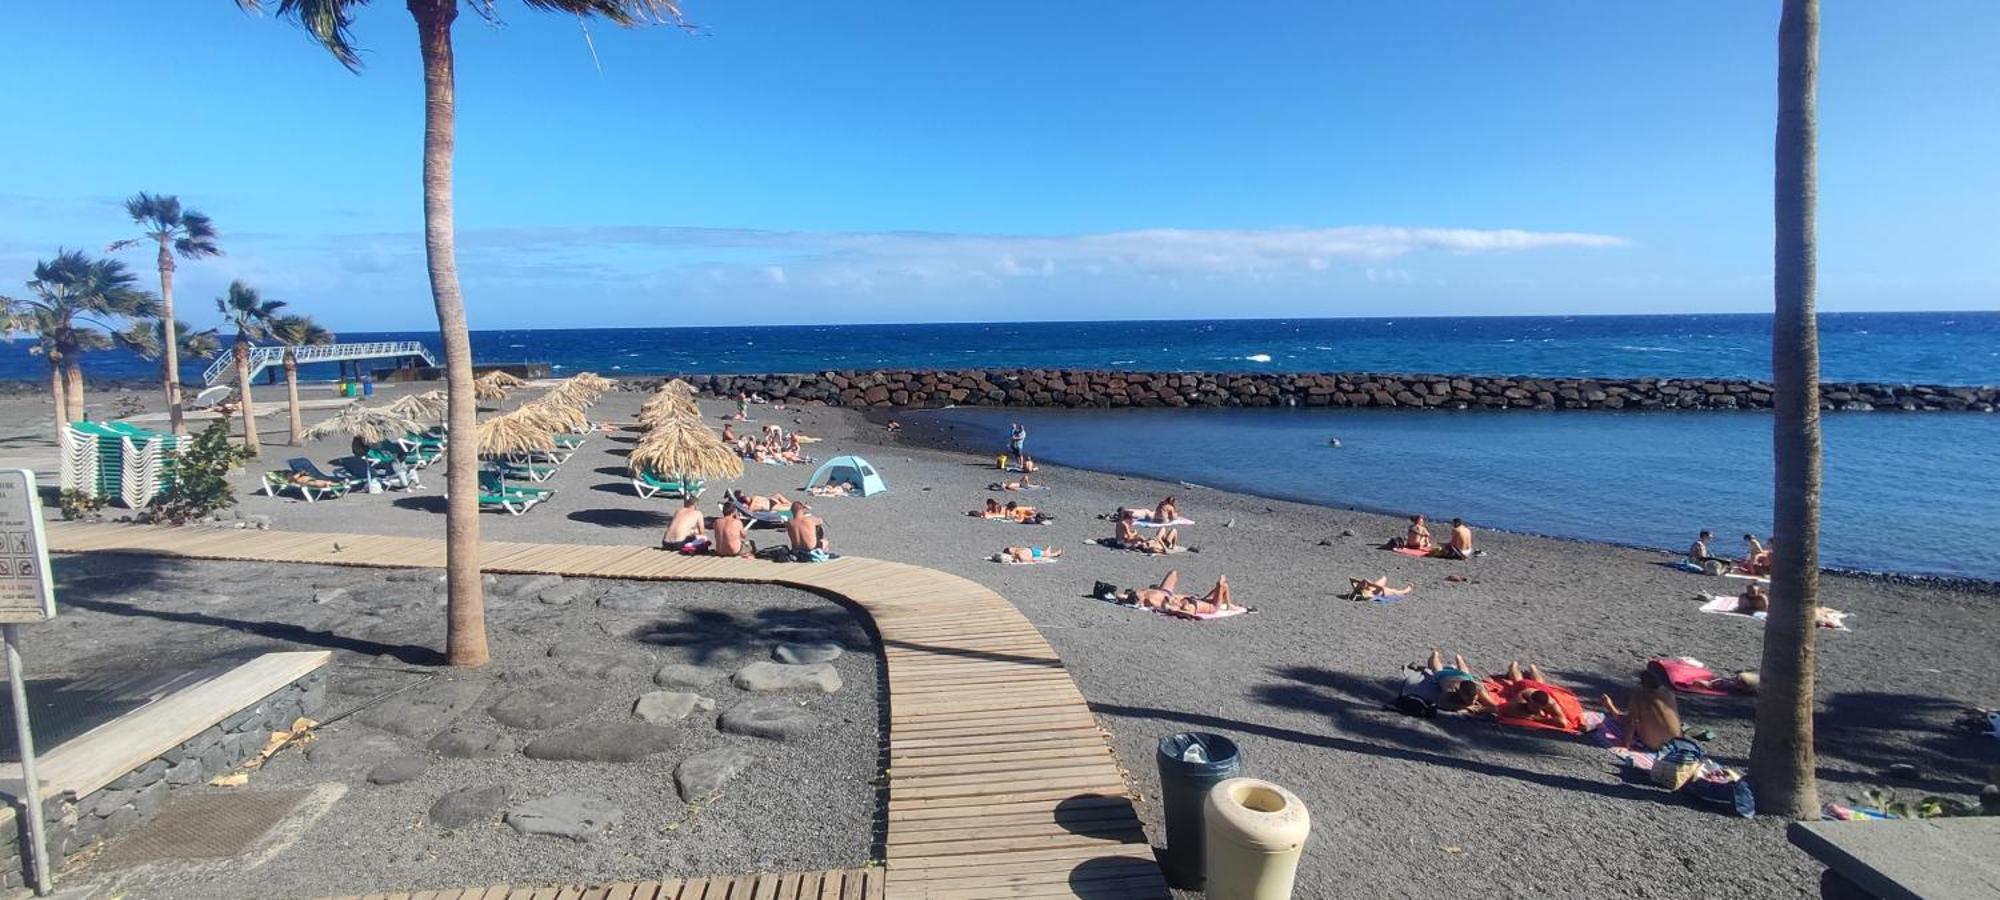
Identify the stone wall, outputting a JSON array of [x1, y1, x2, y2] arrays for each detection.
[[2, 669, 328, 888], [619, 369, 1999, 412]]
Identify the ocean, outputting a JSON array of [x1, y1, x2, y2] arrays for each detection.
[[6, 312, 1993, 579]]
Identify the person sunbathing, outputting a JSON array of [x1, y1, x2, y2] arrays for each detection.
[[1004, 501, 1050, 524], [1733, 582, 1770, 614], [1402, 515, 1433, 552], [1602, 667, 1684, 751], [660, 497, 709, 551], [992, 473, 1036, 491], [1164, 575, 1235, 615], [971, 499, 1006, 519], [808, 481, 852, 497], [735, 490, 790, 513], [1401, 649, 1485, 712], [1347, 576, 1414, 600], [1114, 511, 1178, 552], [287, 471, 340, 489], [711, 508, 755, 558], [1116, 569, 1184, 609], [994, 546, 1061, 563]]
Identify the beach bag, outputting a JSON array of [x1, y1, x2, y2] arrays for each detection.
[[1092, 580, 1119, 601], [1652, 737, 1706, 791]]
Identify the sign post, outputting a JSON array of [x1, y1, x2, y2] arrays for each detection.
[[0, 470, 56, 896]]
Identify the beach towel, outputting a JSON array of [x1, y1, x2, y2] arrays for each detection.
[[1389, 546, 1436, 559], [1722, 571, 1771, 583], [1490, 679, 1593, 734], [1701, 595, 1851, 630], [990, 552, 1059, 565], [1162, 605, 1249, 621], [1091, 537, 1183, 554], [1137, 517, 1194, 528], [1650, 657, 1733, 696]]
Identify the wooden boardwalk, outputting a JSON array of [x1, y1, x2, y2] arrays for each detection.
[[48, 523, 1169, 900], [329, 866, 882, 900]]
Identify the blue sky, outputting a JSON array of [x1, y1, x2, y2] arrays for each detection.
[[1, 2, 1994, 330]]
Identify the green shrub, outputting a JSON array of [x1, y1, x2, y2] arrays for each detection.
[[58, 489, 107, 520], [148, 419, 247, 524]]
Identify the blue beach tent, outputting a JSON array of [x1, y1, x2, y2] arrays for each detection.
[[803, 455, 887, 497]]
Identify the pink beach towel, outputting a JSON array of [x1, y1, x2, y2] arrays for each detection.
[[1390, 546, 1435, 559], [1650, 657, 1732, 696], [1162, 605, 1248, 621]]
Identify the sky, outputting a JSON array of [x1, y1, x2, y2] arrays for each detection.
[[0, 2, 1995, 331]]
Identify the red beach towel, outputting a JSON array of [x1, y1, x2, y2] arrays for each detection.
[[1650, 657, 1732, 697], [1490, 678, 1589, 734]]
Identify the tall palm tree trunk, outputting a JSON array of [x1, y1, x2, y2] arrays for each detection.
[[284, 354, 305, 445], [1751, 0, 1822, 820], [412, 0, 489, 668], [157, 240, 184, 435], [235, 341, 262, 455], [48, 359, 70, 431], [65, 358, 85, 422]]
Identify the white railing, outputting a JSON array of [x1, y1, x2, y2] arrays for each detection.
[[202, 340, 438, 385]]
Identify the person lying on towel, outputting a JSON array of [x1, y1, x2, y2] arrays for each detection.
[[1445, 661, 1589, 734], [994, 546, 1061, 563], [1347, 576, 1415, 600], [1114, 569, 1235, 616]]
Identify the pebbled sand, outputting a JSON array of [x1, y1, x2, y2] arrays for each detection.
[[19, 382, 2000, 897]]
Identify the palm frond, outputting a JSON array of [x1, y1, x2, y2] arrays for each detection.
[[238, 0, 369, 71], [517, 0, 686, 27], [270, 313, 334, 347]]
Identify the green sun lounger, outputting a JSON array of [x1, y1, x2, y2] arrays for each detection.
[[631, 471, 704, 499]]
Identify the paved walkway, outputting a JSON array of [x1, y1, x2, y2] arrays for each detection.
[[48, 522, 1169, 900]]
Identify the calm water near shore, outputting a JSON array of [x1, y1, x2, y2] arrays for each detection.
[[916, 406, 2000, 582]]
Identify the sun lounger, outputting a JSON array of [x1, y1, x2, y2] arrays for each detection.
[[496, 459, 558, 482], [260, 468, 350, 502], [632, 471, 704, 499], [553, 434, 586, 450]]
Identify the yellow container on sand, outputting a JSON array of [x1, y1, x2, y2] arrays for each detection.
[[1203, 777, 1311, 899]]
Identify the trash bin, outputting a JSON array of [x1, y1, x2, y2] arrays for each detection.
[[1155, 732, 1242, 889], [361, 379, 374, 398], [1204, 777, 1311, 900]]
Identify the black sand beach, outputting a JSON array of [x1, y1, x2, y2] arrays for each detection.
[[12, 382, 1999, 897]]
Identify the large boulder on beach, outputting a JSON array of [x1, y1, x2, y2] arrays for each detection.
[[488, 683, 601, 730], [633, 691, 713, 724], [773, 641, 844, 665], [504, 795, 622, 843], [733, 662, 842, 693], [675, 747, 756, 801], [429, 784, 508, 829], [521, 723, 678, 763], [718, 698, 819, 742]]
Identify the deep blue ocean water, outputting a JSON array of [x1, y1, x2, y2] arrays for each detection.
[[4, 312, 1997, 385], [7, 312, 1992, 579], [917, 406, 2000, 582]]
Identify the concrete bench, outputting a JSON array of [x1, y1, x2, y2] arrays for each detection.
[[1788, 817, 2000, 899]]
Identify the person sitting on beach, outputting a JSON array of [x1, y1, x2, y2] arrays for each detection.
[[1741, 535, 1773, 575], [1732, 582, 1770, 614], [721, 423, 737, 444], [1402, 515, 1434, 552], [660, 497, 709, 551], [1687, 530, 1723, 564], [1439, 518, 1475, 560], [886, 419, 901, 433], [1020, 455, 1038, 473], [711, 508, 755, 558], [971, 498, 1006, 519], [1602, 666, 1685, 751], [1346, 576, 1414, 600], [786, 500, 830, 558], [994, 545, 1061, 563], [1154, 496, 1181, 524], [1114, 510, 1178, 553]]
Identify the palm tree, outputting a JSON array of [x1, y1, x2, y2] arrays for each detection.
[[110, 193, 221, 435], [1751, 0, 1822, 821], [268, 313, 336, 445], [215, 281, 286, 456], [2, 251, 156, 430], [240, 0, 687, 669], [117, 317, 224, 369]]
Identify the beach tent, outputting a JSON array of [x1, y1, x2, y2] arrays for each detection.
[[803, 455, 887, 497]]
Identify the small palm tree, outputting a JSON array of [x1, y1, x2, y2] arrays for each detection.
[[215, 281, 286, 455], [110, 193, 221, 435], [242, 0, 689, 668], [268, 313, 336, 445], [2, 250, 156, 430]]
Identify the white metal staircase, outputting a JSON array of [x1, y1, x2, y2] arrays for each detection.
[[201, 340, 438, 386]]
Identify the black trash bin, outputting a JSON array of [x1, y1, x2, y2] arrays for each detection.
[[1155, 732, 1242, 889]]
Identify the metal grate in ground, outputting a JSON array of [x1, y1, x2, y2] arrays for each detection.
[[96, 789, 312, 868]]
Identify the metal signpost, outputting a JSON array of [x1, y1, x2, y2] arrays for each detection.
[[0, 470, 56, 896]]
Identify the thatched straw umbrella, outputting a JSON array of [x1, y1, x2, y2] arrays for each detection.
[[301, 401, 422, 445], [478, 370, 529, 389], [541, 380, 602, 413], [629, 418, 743, 486], [476, 409, 556, 458], [473, 378, 512, 403], [572, 372, 615, 393], [383, 390, 449, 423], [639, 381, 700, 426], [522, 399, 588, 433]]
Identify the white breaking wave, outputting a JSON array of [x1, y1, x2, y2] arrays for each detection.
[[1245, 353, 1273, 363]]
